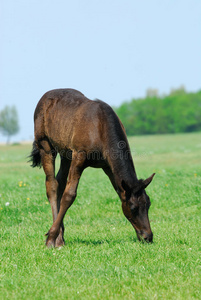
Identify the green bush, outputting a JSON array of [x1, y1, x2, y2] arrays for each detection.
[[115, 90, 201, 135]]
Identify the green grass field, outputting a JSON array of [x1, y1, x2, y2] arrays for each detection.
[[0, 133, 201, 299]]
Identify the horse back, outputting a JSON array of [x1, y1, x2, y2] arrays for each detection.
[[34, 89, 124, 154]]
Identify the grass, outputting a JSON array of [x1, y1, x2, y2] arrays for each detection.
[[0, 132, 201, 299]]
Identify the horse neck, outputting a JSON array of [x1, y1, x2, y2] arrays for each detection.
[[100, 104, 138, 188], [105, 140, 138, 188]]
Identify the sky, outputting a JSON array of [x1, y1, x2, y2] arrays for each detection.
[[0, 0, 201, 142]]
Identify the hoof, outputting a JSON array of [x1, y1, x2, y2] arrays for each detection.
[[45, 227, 64, 248], [46, 238, 55, 248], [45, 231, 56, 248], [55, 236, 65, 248], [55, 227, 65, 248]]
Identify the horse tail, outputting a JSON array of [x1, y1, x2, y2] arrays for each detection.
[[29, 141, 42, 168]]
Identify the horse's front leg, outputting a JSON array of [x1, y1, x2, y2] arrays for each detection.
[[46, 151, 86, 248]]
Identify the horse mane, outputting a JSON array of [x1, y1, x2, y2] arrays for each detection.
[[95, 99, 137, 186]]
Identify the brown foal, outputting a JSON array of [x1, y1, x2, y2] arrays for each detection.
[[30, 89, 155, 247]]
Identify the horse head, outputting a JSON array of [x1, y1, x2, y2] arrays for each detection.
[[122, 173, 155, 242]]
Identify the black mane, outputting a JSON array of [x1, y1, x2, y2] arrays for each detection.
[[96, 99, 137, 187]]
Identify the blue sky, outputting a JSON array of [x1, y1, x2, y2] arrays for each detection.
[[1, 0, 201, 142]]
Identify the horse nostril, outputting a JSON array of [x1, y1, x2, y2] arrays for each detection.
[[144, 232, 153, 243]]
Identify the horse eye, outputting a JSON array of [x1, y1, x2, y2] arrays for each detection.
[[131, 206, 139, 214]]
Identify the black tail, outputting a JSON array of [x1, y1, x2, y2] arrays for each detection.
[[29, 141, 42, 168]]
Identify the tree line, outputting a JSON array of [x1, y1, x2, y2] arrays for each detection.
[[115, 88, 201, 135]]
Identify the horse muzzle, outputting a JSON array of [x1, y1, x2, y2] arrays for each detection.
[[136, 230, 153, 243], [142, 231, 153, 243]]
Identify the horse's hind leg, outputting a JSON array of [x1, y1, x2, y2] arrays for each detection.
[[55, 156, 71, 247], [39, 141, 59, 237], [46, 151, 86, 248]]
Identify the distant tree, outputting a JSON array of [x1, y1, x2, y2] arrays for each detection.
[[0, 106, 20, 143], [170, 85, 186, 96], [146, 88, 159, 98]]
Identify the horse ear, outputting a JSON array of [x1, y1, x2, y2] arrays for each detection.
[[143, 173, 155, 189], [122, 180, 131, 199]]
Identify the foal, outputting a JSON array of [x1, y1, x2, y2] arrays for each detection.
[[30, 89, 155, 247]]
